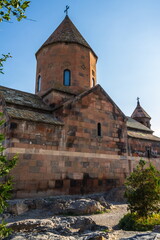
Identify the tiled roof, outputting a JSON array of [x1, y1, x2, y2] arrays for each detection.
[[0, 86, 52, 111], [131, 103, 151, 119], [127, 117, 153, 133], [127, 130, 160, 142], [5, 106, 63, 125], [37, 16, 97, 58]]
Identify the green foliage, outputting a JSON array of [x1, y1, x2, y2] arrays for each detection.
[[0, 114, 17, 238], [125, 159, 160, 218], [119, 213, 160, 231], [0, 53, 12, 74], [0, 0, 30, 22], [0, 156, 17, 213], [0, 221, 12, 238]]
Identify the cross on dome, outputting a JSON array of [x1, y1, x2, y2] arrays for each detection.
[[137, 97, 140, 105], [64, 5, 69, 16]]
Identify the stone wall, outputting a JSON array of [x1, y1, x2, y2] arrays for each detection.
[[54, 87, 127, 155], [3, 88, 130, 198], [36, 43, 97, 97], [2, 89, 160, 198], [128, 137, 160, 158]]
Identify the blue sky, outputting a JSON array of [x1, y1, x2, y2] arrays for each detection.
[[0, 0, 160, 136]]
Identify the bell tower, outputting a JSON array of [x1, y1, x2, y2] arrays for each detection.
[[35, 14, 98, 106], [131, 98, 151, 129]]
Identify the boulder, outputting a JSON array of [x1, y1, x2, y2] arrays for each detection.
[[7, 216, 109, 240], [153, 225, 160, 233], [8, 219, 54, 232], [97, 196, 112, 209], [64, 199, 105, 215], [8, 201, 28, 215]]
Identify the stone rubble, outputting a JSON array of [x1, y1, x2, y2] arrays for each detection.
[[120, 232, 160, 240], [6, 216, 109, 240], [7, 195, 112, 216], [1, 194, 160, 240]]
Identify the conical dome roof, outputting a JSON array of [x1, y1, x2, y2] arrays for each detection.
[[37, 16, 97, 57], [131, 100, 151, 119]]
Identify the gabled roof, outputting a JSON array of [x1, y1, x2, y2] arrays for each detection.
[[5, 106, 63, 125], [0, 86, 52, 111], [53, 84, 126, 119], [127, 131, 160, 142], [0, 86, 63, 125], [36, 16, 97, 58], [127, 117, 153, 133], [131, 101, 151, 119]]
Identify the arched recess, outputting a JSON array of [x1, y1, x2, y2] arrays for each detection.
[[37, 75, 41, 92], [63, 69, 71, 86], [97, 122, 102, 137]]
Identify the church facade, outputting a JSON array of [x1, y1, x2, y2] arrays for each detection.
[[0, 16, 160, 198]]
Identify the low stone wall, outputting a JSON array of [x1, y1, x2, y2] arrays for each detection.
[[6, 146, 160, 198]]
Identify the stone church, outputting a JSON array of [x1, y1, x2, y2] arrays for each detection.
[[0, 15, 160, 198]]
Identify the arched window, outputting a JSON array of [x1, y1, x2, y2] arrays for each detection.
[[92, 78, 95, 87], [37, 75, 41, 92], [63, 69, 71, 86], [97, 123, 102, 137]]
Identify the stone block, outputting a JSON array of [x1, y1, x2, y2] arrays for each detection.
[[48, 180, 55, 188]]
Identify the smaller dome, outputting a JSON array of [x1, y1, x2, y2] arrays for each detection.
[[131, 100, 151, 119]]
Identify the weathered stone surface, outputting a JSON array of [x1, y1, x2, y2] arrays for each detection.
[[120, 233, 160, 240], [153, 225, 160, 233], [7, 195, 110, 216], [8, 201, 28, 215], [7, 216, 108, 240], [63, 199, 105, 215], [105, 186, 127, 203], [90, 196, 113, 209]]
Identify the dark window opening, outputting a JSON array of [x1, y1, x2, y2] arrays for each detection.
[[37, 75, 41, 92], [55, 180, 63, 188], [70, 180, 82, 187], [146, 146, 151, 158], [63, 69, 71, 86], [98, 180, 103, 186], [92, 78, 95, 87], [10, 122, 17, 130], [97, 123, 102, 137]]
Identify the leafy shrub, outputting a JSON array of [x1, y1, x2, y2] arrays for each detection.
[[119, 159, 160, 231], [119, 213, 160, 231], [0, 115, 17, 238], [0, 221, 12, 239], [125, 159, 160, 218]]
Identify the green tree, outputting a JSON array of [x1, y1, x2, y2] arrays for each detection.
[[0, 115, 17, 238], [125, 159, 160, 218], [0, 1, 30, 237], [0, 53, 12, 74], [0, 0, 30, 22]]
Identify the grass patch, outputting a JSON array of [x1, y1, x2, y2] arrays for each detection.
[[60, 209, 109, 216], [94, 210, 109, 215], [119, 213, 160, 231]]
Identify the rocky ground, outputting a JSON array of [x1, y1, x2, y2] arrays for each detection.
[[1, 192, 160, 240]]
